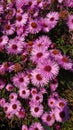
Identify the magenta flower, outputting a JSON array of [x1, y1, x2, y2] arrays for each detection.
[[54, 107, 69, 122], [37, 60, 59, 81], [57, 55, 72, 70], [67, 14, 73, 31], [6, 84, 14, 92], [42, 112, 55, 126], [28, 19, 41, 34], [18, 88, 30, 99], [22, 124, 28, 130], [30, 48, 49, 63], [46, 12, 59, 29], [16, 13, 28, 26], [29, 122, 44, 130], [9, 92, 18, 102], [12, 72, 29, 88], [30, 104, 44, 117], [31, 69, 49, 87], [32, 35, 52, 50]]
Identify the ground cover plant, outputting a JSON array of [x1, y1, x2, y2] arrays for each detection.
[[0, 0, 73, 130]]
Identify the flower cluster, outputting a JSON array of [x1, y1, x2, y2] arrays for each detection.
[[0, 0, 73, 129]]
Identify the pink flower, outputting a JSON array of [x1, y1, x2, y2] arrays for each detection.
[[31, 93, 43, 103], [48, 97, 56, 108], [3, 102, 10, 114], [0, 35, 8, 48], [49, 49, 62, 61], [40, 18, 51, 32], [0, 79, 6, 90], [54, 107, 69, 122], [0, 98, 6, 107], [46, 12, 59, 29], [50, 79, 58, 92], [29, 122, 44, 130], [16, 13, 28, 26], [16, 0, 25, 8], [6, 84, 14, 92], [31, 69, 49, 87], [19, 88, 30, 99], [57, 55, 72, 70], [22, 124, 28, 130], [32, 35, 52, 50], [67, 14, 73, 31], [3, 22, 15, 35], [12, 72, 29, 88], [64, 0, 73, 8], [6, 40, 23, 54], [55, 98, 67, 110], [30, 48, 49, 63], [42, 112, 55, 126], [30, 104, 44, 117], [9, 93, 18, 101], [37, 60, 59, 81], [28, 19, 41, 34], [16, 108, 25, 119], [9, 100, 21, 114], [31, 88, 37, 95]]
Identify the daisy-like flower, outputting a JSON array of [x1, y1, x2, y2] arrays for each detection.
[[30, 104, 43, 117], [64, 0, 73, 8], [0, 79, 6, 90], [3, 22, 15, 35], [9, 92, 18, 102], [37, 60, 59, 81], [18, 88, 30, 99], [16, 108, 25, 119], [6, 83, 14, 92], [50, 78, 58, 92], [16, 25, 24, 36], [16, 0, 25, 8], [23, 0, 37, 8], [22, 124, 28, 130], [3, 102, 10, 114], [9, 100, 21, 114], [31, 88, 37, 95], [49, 49, 62, 61], [31, 69, 49, 87], [57, 55, 72, 70], [6, 40, 23, 55], [41, 112, 55, 126], [0, 98, 6, 107], [40, 18, 51, 32], [54, 107, 69, 122], [6, 8, 16, 20], [67, 14, 73, 31], [12, 72, 29, 88], [29, 122, 44, 130], [30, 48, 49, 63], [46, 12, 59, 29], [0, 35, 8, 48], [55, 98, 67, 110], [28, 18, 41, 34], [16, 8, 23, 14], [16, 13, 28, 26], [32, 35, 52, 50], [31, 93, 43, 103], [48, 97, 56, 108]]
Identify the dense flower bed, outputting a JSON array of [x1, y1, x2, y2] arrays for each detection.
[[0, 0, 73, 130]]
